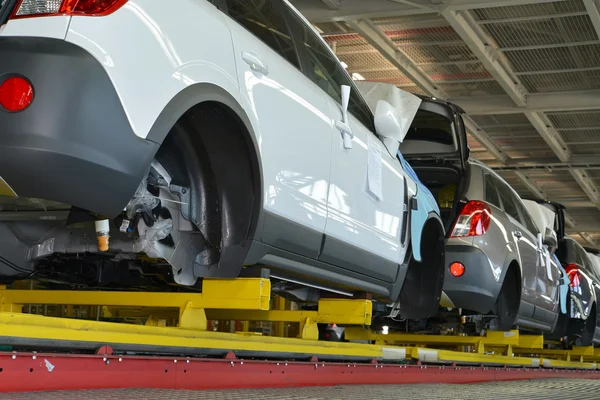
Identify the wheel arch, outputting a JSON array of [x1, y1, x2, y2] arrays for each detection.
[[147, 83, 264, 242], [498, 259, 522, 309], [397, 212, 446, 320], [147, 83, 265, 280]]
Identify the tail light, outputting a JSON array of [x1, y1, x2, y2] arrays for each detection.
[[565, 263, 582, 287], [12, 0, 127, 19], [0, 76, 34, 112], [449, 262, 465, 277], [450, 200, 492, 238]]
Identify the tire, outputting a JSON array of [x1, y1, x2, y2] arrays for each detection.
[[491, 266, 520, 332], [574, 304, 596, 347]]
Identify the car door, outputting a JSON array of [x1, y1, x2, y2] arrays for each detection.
[[493, 176, 538, 319], [515, 198, 560, 321], [570, 241, 595, 320], [222, 0, 334, 259], [282, 4, 406, 283]]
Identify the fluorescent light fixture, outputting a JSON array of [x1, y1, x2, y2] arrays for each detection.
[[340, 61, 348, 69], [352, 72, 365, 81]]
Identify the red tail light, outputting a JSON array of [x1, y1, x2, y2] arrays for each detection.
[[450, 201, 492, 238], [12, 0, 127, 19], [0, 76, 34, 112], [449, 262, 465, 277], [565, 263, 582, 287]]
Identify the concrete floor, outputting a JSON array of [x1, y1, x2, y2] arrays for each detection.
[[1, 379, 598, 399]]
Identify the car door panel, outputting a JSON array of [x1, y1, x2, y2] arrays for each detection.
[[223, 0, 333, 259], [495, 175, 559, 325], [494, 177, 537, 318], [281, 4, 405, 283], [320, 104, 405, 283], [515, 199, 560, 323]]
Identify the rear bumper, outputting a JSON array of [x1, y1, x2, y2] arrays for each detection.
[[443, 245, 502, 314], [0, 36, 159, 217]]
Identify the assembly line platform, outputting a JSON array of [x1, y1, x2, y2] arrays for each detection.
[[0, 277, 599, 393]]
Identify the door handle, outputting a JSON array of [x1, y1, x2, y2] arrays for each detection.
[[241, 51, 269, 75], [513, 230, 523, 239]]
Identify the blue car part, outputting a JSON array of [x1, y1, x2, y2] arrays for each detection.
[[398, 151, 440, 262], [554, 253, 569, 315]]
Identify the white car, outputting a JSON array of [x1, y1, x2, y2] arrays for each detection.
[[0, 0, 445, 319]]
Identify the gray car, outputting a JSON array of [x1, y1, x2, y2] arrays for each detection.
[[402, 107, 562, 333]]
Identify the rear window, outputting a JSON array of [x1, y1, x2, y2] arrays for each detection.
[[401, 109, 457, 156]]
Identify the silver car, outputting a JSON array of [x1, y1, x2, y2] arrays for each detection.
[[445, 161, 563, 332], [405, 131, 562, 333]]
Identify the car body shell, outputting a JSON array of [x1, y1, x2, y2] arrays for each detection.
[[0, 0, 445, 312]]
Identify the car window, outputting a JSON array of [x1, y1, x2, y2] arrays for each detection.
[[494, 177, 520, 221], [493, 176, 538, 234], [225, 0, 300, 69], [484, 174, 501, 209], [404, 110, 455, 153], [282, 4, 375, 132]]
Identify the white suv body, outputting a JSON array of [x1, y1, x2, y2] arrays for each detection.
[[0, 0, 445, 318]]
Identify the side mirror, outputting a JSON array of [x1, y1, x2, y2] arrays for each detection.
[[374, 100, 404, 143], [544, 228, 558, 251]]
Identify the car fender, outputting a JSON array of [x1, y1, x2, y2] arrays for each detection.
[[552, 253, 570, 315], [65, 0, 242, 141]]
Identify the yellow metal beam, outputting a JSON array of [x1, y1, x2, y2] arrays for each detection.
[[0, 278, 270, 311], [542, 358, 597, 370], [513, 345, 600, 363], [516, 334, 544, 350], [345, 327, 521, 347], [0, 312, 385, 359], [206, 299, 372, 326], [411, 347, 541, 368], [272, 296, 287, 337]]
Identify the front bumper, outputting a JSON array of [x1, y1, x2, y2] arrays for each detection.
[[443, 245, 503, 314], [0, 36, 159, 217]]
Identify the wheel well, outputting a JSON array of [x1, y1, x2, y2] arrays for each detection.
[[398, 217, 445, 320], [572, 302, 597, 346], [496, 261, 521, 317], [154, 101, 262, 277]]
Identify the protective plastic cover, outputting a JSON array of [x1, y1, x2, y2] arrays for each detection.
[[355, 81, 422, 142], [523, 199, 569, 314], [523, 199, 556, 235]]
